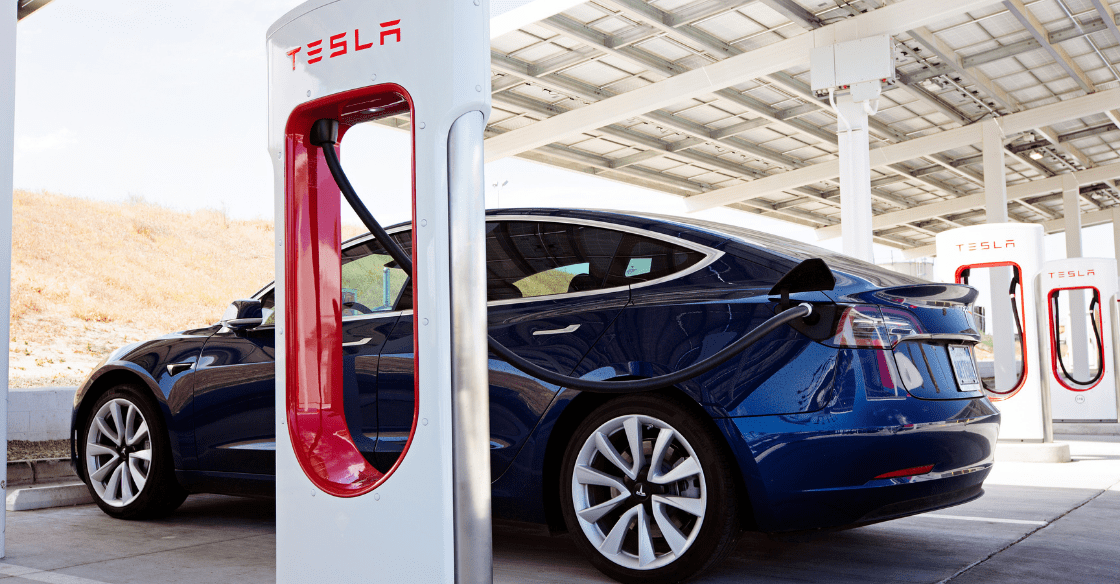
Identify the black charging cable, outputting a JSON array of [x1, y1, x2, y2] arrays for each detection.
[[309, 118, 814, 393], [1053, 290, 1104, 386], [967, 268, 1026, 395]]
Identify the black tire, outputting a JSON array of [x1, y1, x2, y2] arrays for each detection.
[[559, 393, 740, 584], [79, 384, 187, 519]]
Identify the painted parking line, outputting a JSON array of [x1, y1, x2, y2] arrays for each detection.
[[0, 563, 114, 584], [920, 514, 1048, 526]]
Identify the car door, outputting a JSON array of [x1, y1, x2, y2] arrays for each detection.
[[190, 237, 408, 476], [375, 219, 632, 477]]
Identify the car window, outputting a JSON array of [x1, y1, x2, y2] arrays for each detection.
[[344, 220, 711, 308], [486, 221, 624, 301], [260, 290, 276, 326], [341, 240, 409, 317], [603, 232, 706, 287], [254, 234, 413, 325]]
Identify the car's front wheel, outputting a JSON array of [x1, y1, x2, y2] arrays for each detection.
[[80, 385, 187, 519], [559, 393, 741, 584]]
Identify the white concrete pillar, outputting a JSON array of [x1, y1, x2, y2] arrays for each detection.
[[982, 121, 1016, 392], [983, 120, 1008, 223], [1064, 173, 1089, 379], [837, 94, 874, 263], [0, 0, 16, 560]]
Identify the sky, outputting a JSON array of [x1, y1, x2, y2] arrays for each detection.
[[10, 0, 1117, 269]]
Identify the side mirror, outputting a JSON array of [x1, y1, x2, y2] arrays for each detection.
[[221, 299, 264, 330]]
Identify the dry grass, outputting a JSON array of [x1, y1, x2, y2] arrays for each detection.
[[8, 439, 69, 461], [8, 189, 363, 386]]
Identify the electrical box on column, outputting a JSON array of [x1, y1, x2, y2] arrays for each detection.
[[1040, 258, 1119, 423], [266, 0, 491, 582], [936, 223, 1048, 442], [811, 35, 896, 262]]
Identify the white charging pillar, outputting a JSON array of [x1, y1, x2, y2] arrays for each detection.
[[0, 0, 18, 559], [937, 223, 1050, 442], [811, 35, 895, 263], [267, 1, 491, 581], [1040, 258, 1119, 423]]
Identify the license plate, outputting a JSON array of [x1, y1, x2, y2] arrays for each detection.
[[948, 345, 981, 392]]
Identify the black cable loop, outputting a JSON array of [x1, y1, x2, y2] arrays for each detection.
[[1053, 290, 1104, 387]]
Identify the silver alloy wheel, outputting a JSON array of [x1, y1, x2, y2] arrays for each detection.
[[85, 398, 152, 507], [571, 414, 707, 571]]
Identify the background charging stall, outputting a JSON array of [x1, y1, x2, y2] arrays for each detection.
[[1040, 258, 1119, 424], [936, 223, 1050, 442], [266, 0, 492, 581]]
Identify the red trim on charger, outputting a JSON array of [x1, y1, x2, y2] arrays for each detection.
[[283, 84, 418, 498], [955, 261, 1028, 402], [1045, 285, 1105, 392]]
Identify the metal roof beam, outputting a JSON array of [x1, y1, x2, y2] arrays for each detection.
[[1088, 0, 1120, 46], [907, 27, 1017, 111], [684, 88, 1120, 212], [815, 161, 1120, 238], [583, 2, 978, 200], [757, 0, 825, 30], [665, 0, 748, 27], [484, 0, 1000, 162], [960, 13, 1120, 68], [538, 13, 840, 149], [1002, 0, 1095, 94], [493, 86, 906, 212], [601, 0, 990, 197]]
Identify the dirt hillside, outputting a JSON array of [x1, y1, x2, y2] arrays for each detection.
[[8, 190, 362, 387]]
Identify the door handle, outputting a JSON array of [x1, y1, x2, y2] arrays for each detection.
[[166, 362, 194, 376], [343, 337, 372, 347], [533, 324, 580, 336]]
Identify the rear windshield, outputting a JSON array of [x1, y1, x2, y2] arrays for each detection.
[[627, 212, 927, 288]]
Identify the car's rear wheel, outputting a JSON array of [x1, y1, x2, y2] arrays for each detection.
[[559, 393, 740, 584], [81, 385, 187, 519]]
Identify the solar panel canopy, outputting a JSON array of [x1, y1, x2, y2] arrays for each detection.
[[439, 0, 1120, 258]]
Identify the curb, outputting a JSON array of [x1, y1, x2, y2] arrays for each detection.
[[6, 482, 92, 511], [995, 441, 1072, 463], [8, 458, 76, 487], [1054, 423, 1120, 436]]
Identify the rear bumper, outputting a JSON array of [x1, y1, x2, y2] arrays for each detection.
[[718, 394, 999, 533]]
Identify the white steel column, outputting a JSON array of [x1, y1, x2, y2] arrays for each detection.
[[0, 0, 17, 560], [1064, 173, 1089, 379], [983, 120, 1017, 393], [837, 94, 874, 262]]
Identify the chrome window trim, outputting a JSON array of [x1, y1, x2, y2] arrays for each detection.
[[253, 215, 724, 308], [341, 310, 407, 323]]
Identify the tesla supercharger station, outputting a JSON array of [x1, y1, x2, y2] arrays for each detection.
[[1040, 258, 1120, 423], [936, 223, 1050, 442], [267, 1, 492, 582]]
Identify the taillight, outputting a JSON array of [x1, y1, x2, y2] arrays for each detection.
[[831, 306, 890, 348], [829, 306, 925, 348], [879, 307, 926, 346]]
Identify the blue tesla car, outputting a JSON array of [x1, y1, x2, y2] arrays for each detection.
[[71, 209, 998, 583]]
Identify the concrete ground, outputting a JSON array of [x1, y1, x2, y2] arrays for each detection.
[[1, 435, 1117, 584]]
